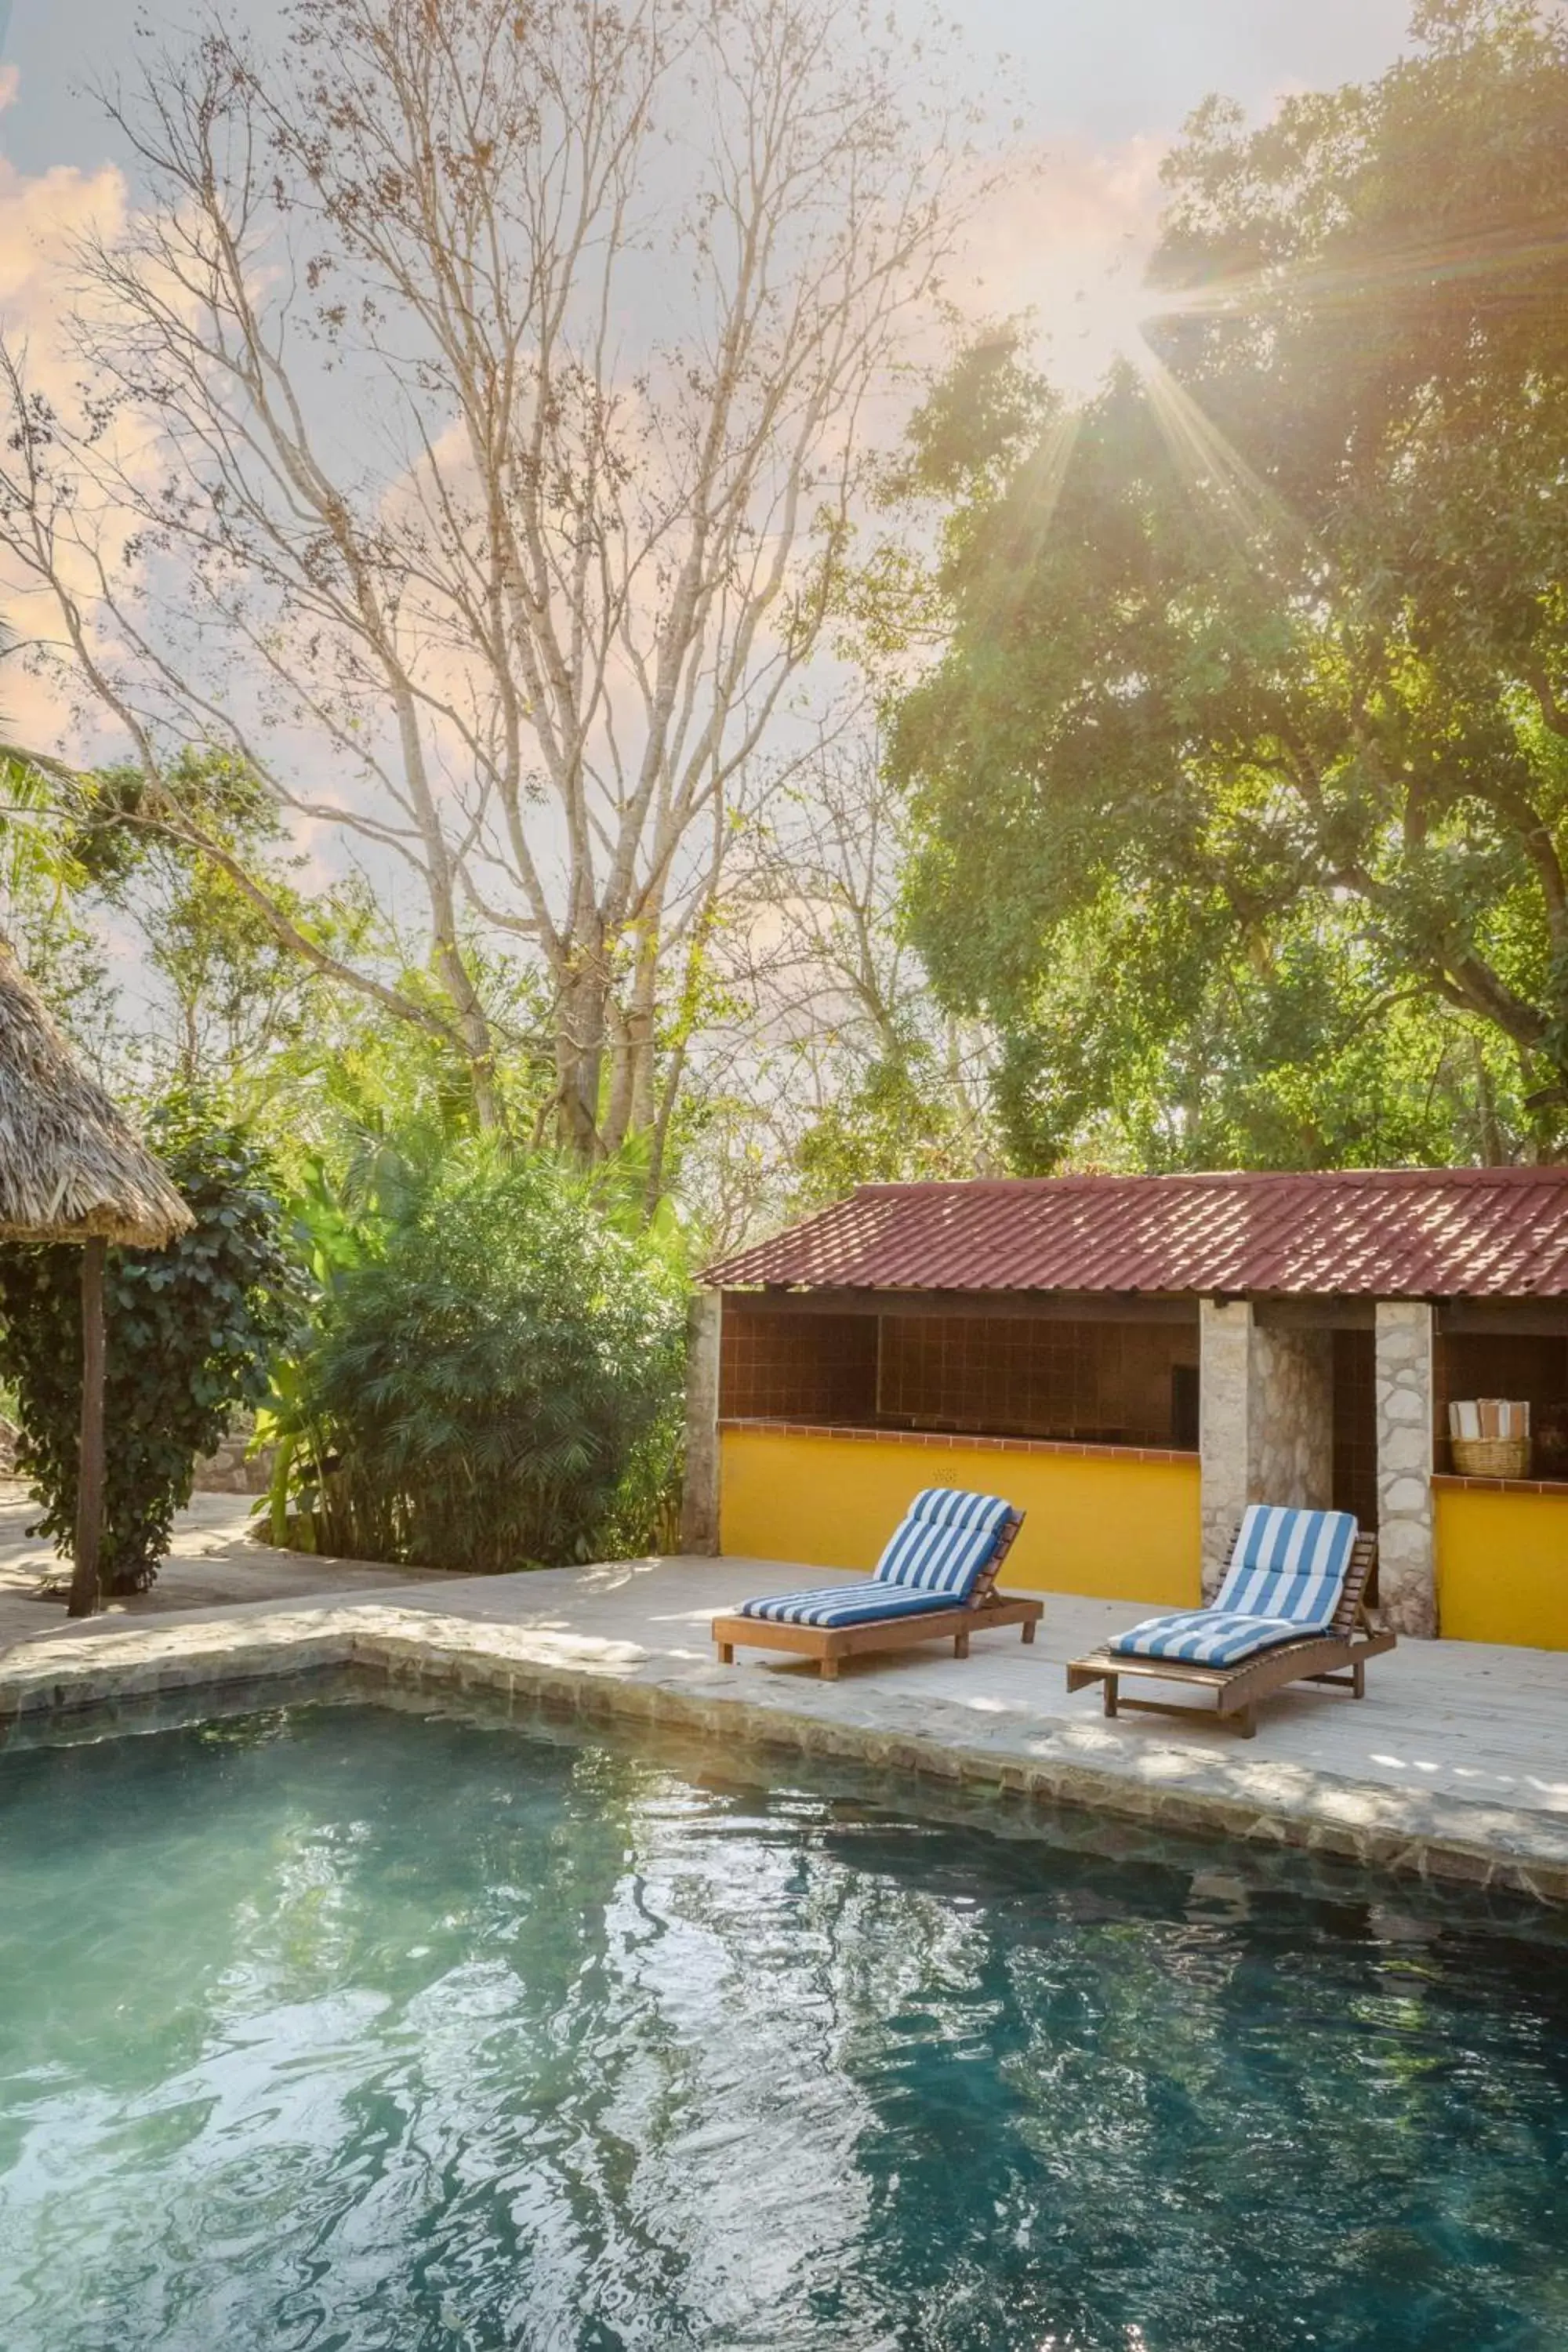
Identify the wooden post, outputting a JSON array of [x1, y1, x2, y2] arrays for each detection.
[[67, 1236, 107, 1620]]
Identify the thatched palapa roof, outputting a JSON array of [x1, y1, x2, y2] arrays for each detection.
[[0, 943, 192, 1246]]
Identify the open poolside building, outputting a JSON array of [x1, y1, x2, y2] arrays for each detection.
[[688, 1168, 1568, 1650]]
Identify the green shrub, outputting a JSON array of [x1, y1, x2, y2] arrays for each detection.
[[271, 1142, 688, 1570], [0, 1102, 296, 1592]]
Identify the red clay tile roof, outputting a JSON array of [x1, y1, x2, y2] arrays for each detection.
[[702, 1169, 1568, 1299]]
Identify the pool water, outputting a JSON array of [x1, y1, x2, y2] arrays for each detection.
[[1, 1697, 1565, 2352]]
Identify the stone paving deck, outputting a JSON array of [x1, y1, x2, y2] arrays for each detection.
[[0, 1488, 445, 1654], [3, 1549, 1568, 1904]]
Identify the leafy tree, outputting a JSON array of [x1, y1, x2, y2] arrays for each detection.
[[675, 731, 998, 1240], [0, 1102, 296, 1592], [985, 880, 1529, 1171], [887, 1, 1568, 1166], [0, 616, 122, 1051], [0, 0, 980, 1156], [270, 1142, 688, 1570], [789, 1047, 997, 1200], [55, 749, 561, 1179], [74, 751, 374, 1107], [0, 757, 118, 1057]]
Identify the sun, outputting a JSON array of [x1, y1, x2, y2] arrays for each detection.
[[1044, 256, 1167, 397]]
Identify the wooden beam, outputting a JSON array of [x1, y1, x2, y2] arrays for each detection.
[[67, 1236, 107, 1621], [1437, 1300, 1568, 1338], [1251, 1297, 1377, 1331], [720, 1287, 1198, 1326]]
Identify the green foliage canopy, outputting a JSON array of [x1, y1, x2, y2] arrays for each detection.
[[271, 1143, 688, 1572], [887, 1, 1568, 1167], [0, 1103, 296, 1592]]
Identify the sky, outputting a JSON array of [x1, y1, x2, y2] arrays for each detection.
[[0, 0, 1420, 831], [0, 0, 1423, 1041], [0, 0, 1417, 405], [0, 0, 1422, 608], [3, 0, 1416, 169]]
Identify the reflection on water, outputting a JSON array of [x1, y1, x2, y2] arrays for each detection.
[[0, 1697, 1565, 2352]]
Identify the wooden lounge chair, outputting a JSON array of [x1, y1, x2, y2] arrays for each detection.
[[713, 1488, 1040, 1680], [1065, 1504, 1394, 1739]]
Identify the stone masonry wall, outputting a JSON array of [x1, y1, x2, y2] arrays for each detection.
[[1249, 1322, 1334, 1514], [1200, 1302, 1334, 1596], [679, 1290, 722, 1555], [191, 1414, 274, 1497], [1375, 1300, 1437, 1638], [1199, 1301, 1250, 1595]]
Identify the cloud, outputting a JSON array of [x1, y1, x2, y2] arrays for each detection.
[[947, 136, 1170, 395], [0, 155, 127, 348], [0, 146, 131, 754]]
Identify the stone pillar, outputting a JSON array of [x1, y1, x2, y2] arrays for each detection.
[[1248, 1321, 1334, 1511], [678, 1290, 723, 1555], [1375, 1300, 1436, 1638], [1200, 1301, 1250, 1597], [1200, 1301, 1334, 1598]]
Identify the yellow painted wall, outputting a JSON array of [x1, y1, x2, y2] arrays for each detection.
[[1436, 1483, 1568, 1650], [718, 1426, 1201, 1606]]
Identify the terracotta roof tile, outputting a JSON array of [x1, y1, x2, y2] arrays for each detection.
[[701, 1169, 1568, 1299]]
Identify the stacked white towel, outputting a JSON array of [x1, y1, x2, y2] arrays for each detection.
[[1448, 1398, 1530, 1439]]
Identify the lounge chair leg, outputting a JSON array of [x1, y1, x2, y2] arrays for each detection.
[[1103, 1674, 1118, 1719], [717, 1642, 734, 1666], [1234, 1705, 1256, 1738], [1021, 1620, 1036, 1645], [1352, 1661, 1365, 1699], [821, 1656, 840, 1681], [954, 1629, 970, 1659]]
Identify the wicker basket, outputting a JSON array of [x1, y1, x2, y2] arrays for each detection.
[[1450, 1436, 1530, 1479]]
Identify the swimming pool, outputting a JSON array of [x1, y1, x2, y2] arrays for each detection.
[[1, 1691, 1564, 2351]]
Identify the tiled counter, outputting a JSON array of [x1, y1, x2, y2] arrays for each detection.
[[718, 1420, 1201, 1606], [1434, 1474, 1568, 1649]]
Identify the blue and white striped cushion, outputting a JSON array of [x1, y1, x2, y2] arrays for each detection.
[[1109, 1504, 1360, 1668], [872, 1488, 1014, 1602], [737, 1583, 962, 1630], [1109, 1608, 1312, 1666], [1214, 1505, 1357, 1632]]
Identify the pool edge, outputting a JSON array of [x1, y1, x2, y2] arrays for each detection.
[[3, 1606, 1566, 1907]]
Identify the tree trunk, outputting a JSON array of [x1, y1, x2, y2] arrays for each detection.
[[602, 998, 637, 1158], [626, 931, 660, 1138], [67, 1237, 107, 1621], [429, 936, 506, 1135], [556, 960, 608, 1160], [599, 950, 662, 1160], [1473, 1039, 1506, 1165]]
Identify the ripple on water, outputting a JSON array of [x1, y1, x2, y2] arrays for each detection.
[[0, 1696, 1565, 2352]]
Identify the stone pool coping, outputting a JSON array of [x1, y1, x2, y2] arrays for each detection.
[[5, 1577, 1568, 1907]]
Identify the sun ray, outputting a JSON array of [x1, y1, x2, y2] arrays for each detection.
[[973, 401, 1084, 633], [1019, 205, 1568, 595], [1005, 403, 1084, 562], [1159, 217, 1568, 328], [1127, 336, 1312, 573]]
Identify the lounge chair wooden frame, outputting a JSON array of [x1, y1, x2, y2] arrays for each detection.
[[1065, 1525, 1394, 1740], [713, 1512, 1041, 1680]]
